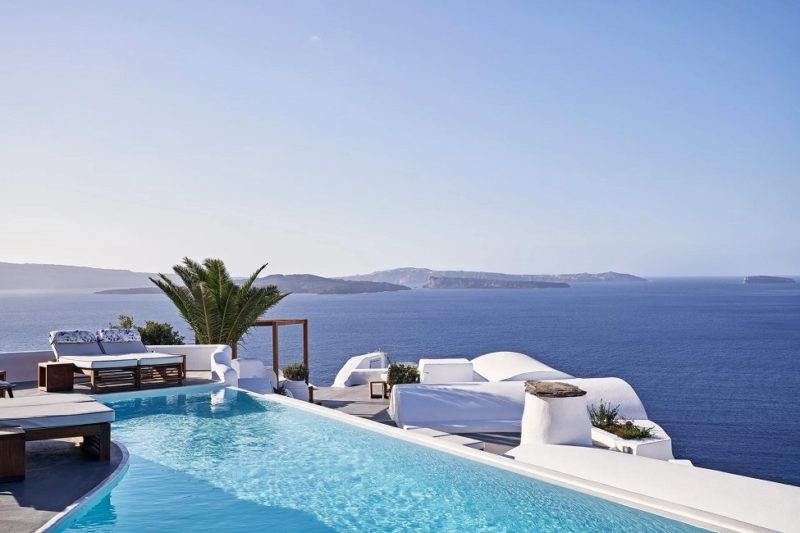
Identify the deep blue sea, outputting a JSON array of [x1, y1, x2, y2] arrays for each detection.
[[1, 278, 798, 486]]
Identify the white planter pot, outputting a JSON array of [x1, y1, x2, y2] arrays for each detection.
[[521, 391, 591, 447], [283, 380, 309, 401], [591, 420, 674, 460]]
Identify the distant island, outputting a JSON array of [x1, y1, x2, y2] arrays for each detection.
[[96, 275, 409, 296], [96, 287, 162, 295], [342, 267, 646, 288], [424, 277, 570, 289], [253, 274, 409, 294], [1, 261, 646, 295], [743, 276, 796, 284]]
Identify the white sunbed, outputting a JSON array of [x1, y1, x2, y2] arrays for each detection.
[[0, 395, 114, 469], [50, 330, 139, 392], [50, 329, 185, 392], [97, 328, 185, 388]]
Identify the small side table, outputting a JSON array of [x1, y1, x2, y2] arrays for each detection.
[[369, 380, 388, 399], [0, 427, 26, 482], [38, 362, 74, 392], [0, 370, 7, 398]]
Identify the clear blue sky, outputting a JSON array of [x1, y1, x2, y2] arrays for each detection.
[[1, 1, 798, 277]]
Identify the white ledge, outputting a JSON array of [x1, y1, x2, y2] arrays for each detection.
[[506, 443, 800, 532]]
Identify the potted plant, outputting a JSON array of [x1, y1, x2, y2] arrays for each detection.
[[386, 362, 419, 395], [281, 363, 309, 401]]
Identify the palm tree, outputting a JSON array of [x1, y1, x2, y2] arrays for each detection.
[[150, 257, 286, 357]]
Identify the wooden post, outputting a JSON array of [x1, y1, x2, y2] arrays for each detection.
[[231, 343, 238, 359], [303, 320, 309, 385], [272, 322, 280, 378]]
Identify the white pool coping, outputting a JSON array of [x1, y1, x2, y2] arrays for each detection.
[[40, 384, 799, 532]]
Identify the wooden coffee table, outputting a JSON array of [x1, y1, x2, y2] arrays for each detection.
[[0, 369, 11, 398], [369, 380, 388, 399], [38, 362, 75, 392]]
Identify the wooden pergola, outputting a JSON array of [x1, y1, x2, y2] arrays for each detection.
[[251, 319, 309, 383]]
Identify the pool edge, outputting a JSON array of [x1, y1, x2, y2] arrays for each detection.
[[238, 387, 764, 533], [37, 441, 131, 533], [41, 385, 767, 533]]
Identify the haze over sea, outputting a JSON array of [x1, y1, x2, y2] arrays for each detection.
[[1, 278, 798, 486]]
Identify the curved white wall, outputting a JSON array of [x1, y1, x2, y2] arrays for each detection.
[[471, 351, 573, 382]]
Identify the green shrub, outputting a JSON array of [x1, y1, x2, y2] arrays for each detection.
[[387, 363, 420, 387], [110, 314, 136, 329], [614, 421, 653, 440], [283, 363, 308, 381], [587, 400, 620, 430], [588, 400, 653, 440], [139, 320, 185, 345], [109, 314, 185, 346]]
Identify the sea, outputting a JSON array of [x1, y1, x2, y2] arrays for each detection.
[[1, 278, 798, 487]]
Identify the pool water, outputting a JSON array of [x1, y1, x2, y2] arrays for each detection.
[[60, 389, 703, 532]]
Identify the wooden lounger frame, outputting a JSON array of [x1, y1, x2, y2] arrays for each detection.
[[25, 422, 111, 461], [137, 356, 185, 389], [73, 355, 186, 393]]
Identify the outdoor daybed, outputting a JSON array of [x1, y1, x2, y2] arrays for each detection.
[[50, 329, 185, 393], [0, 394, 113, 481]]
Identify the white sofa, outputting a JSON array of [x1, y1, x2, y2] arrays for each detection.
[[388, 377, 648, 433]]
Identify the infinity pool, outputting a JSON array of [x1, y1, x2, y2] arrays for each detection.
[[59, 388, 702, 532]]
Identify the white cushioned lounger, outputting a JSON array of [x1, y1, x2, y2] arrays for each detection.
[[50, 330, 140, 392], [0, 396, 114, 464], [98, 329, 185, 389], [0, 400, 114, 429]]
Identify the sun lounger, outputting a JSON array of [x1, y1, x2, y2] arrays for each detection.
[[97, 329, 185, 388], [0, 396, 114, 463], [50, 330, 139, 393], [49, 329, 186, 392]]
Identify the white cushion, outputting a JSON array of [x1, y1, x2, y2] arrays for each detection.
[[53, 342, 104, 357], [100, 340, 148, 355], [0, 401, 114, 429], [97, 328, 141, 343], [59, 355, 139, 369], [0, 394, 95, 407], [49, 330, 96, 344], [135, 352, 184, 366]]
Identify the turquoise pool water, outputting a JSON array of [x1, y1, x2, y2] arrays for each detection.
[[60, 389, 702, 532]]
